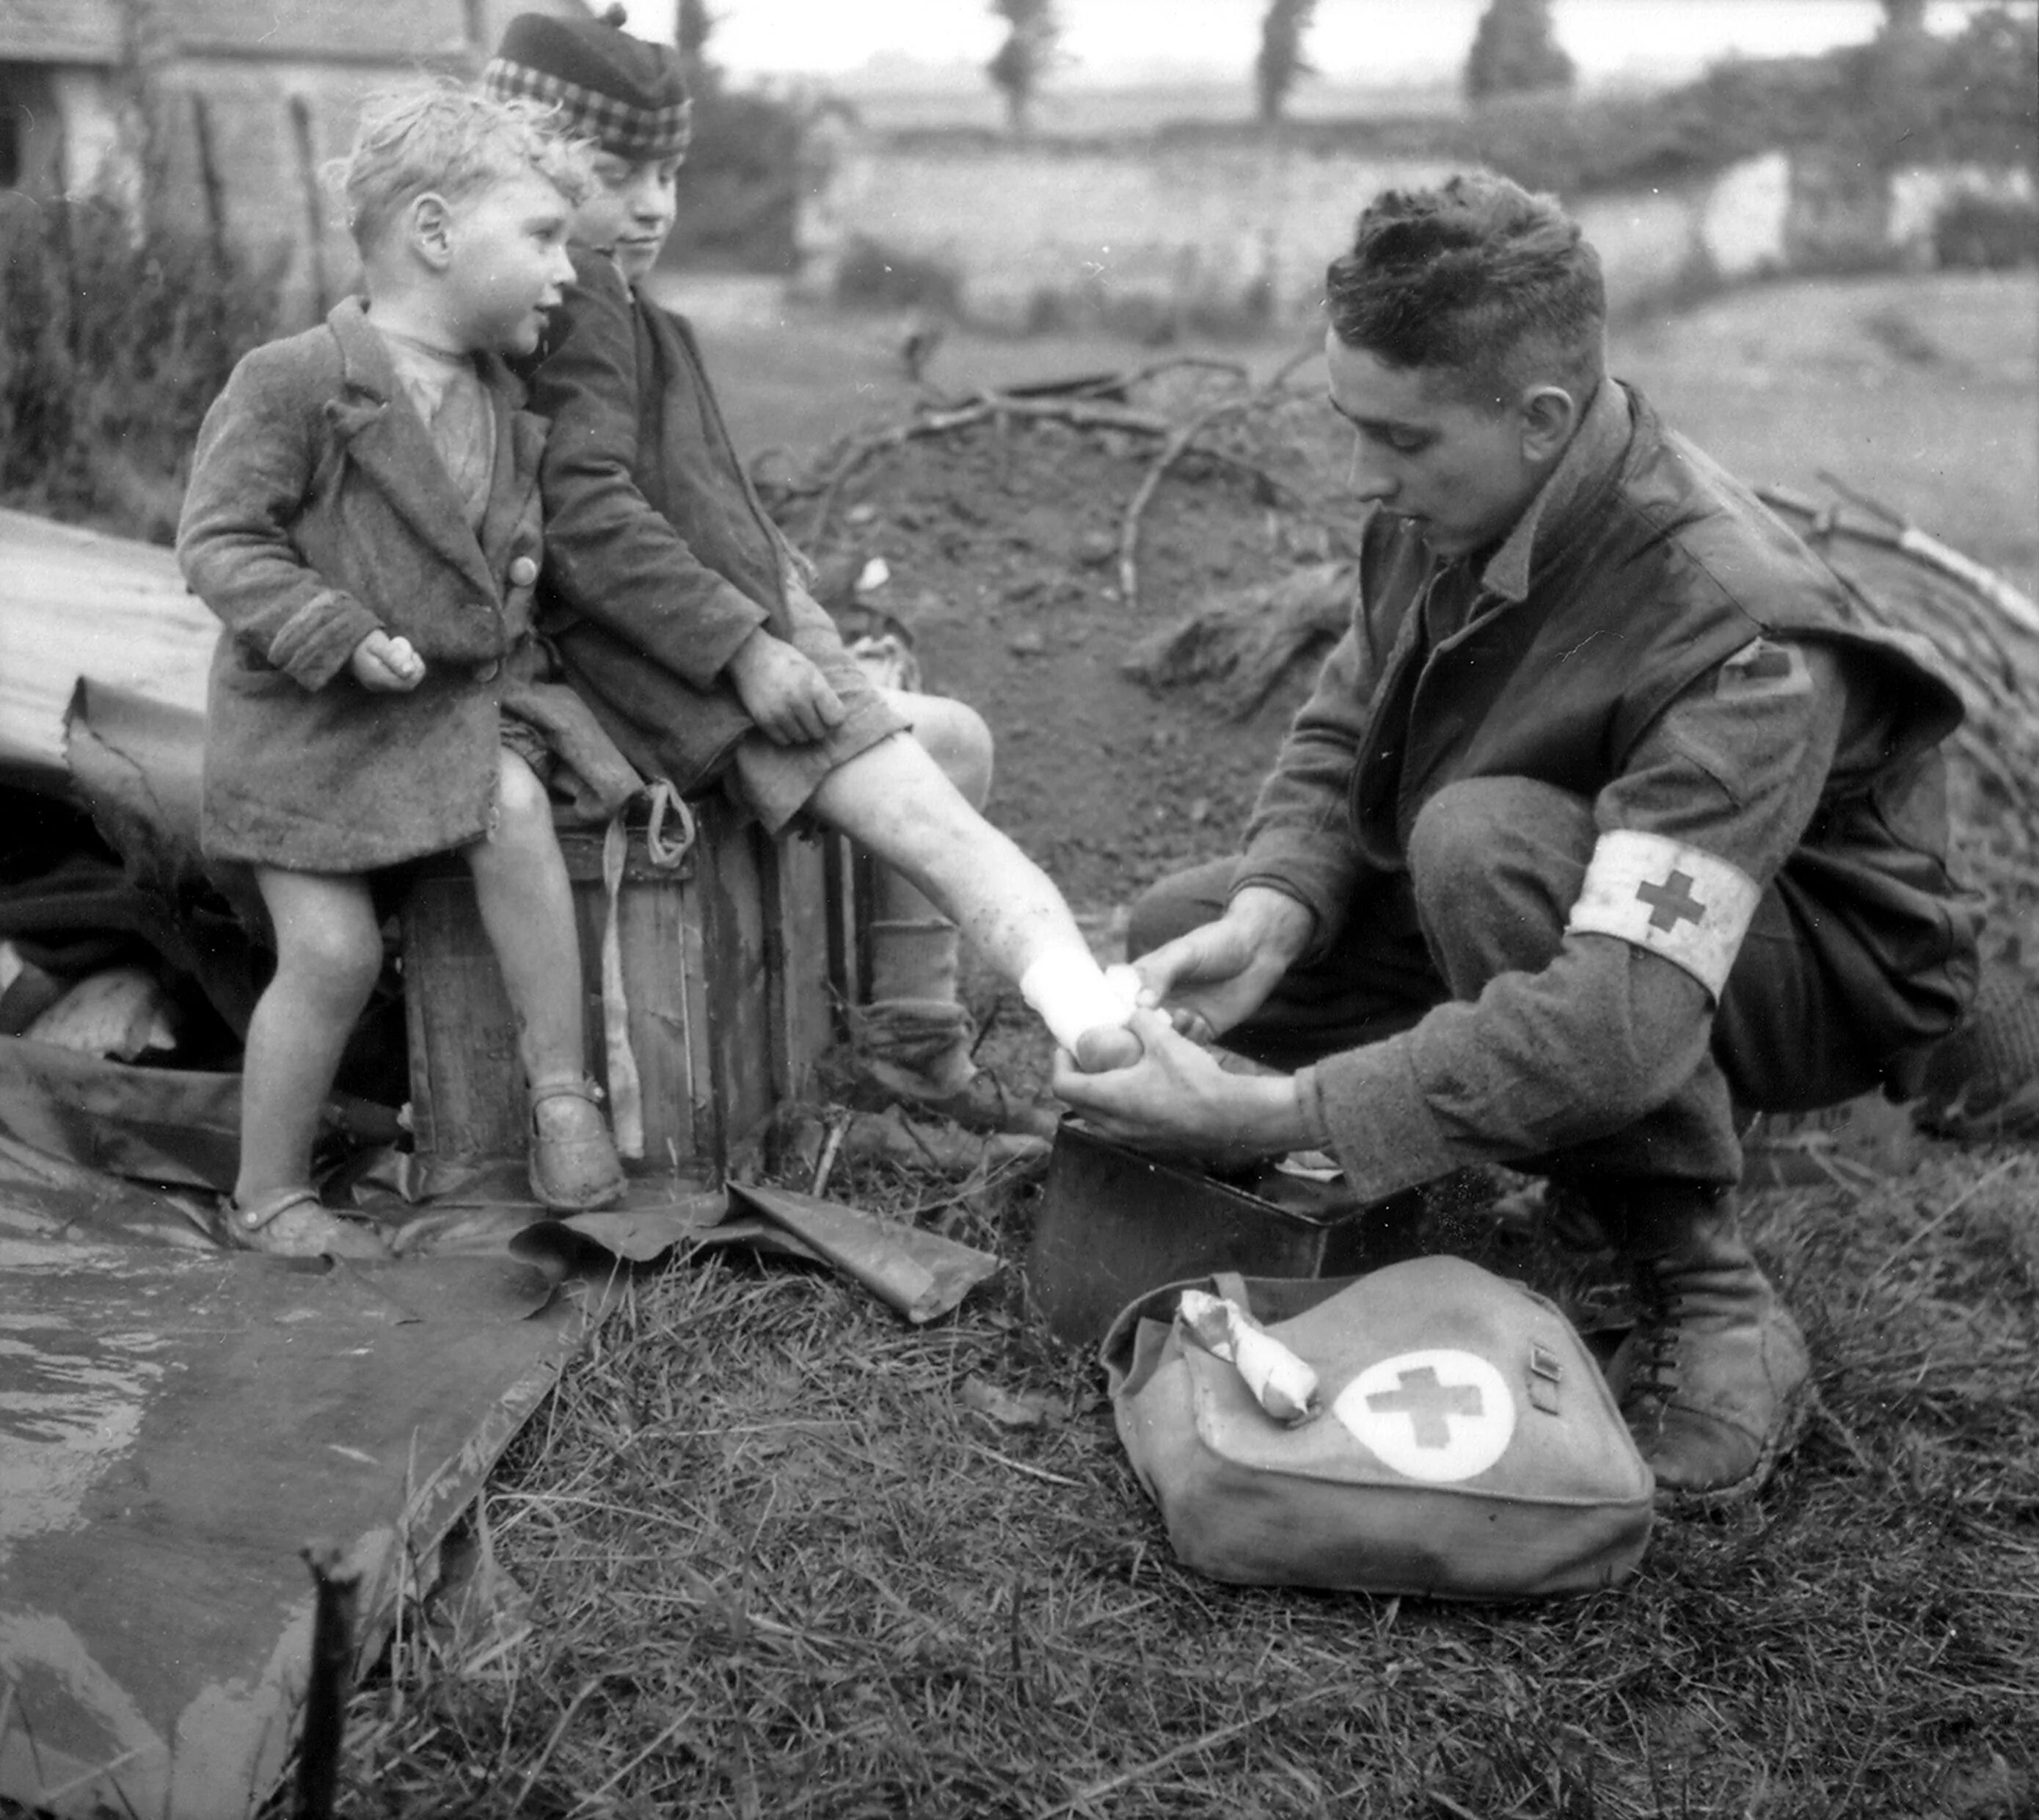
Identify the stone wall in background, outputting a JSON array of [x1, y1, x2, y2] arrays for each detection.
[[794, 128, 2035, 335]]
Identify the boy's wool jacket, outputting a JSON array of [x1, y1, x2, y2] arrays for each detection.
[[524, 248, 800, 793], [179, 299, 632, 873]]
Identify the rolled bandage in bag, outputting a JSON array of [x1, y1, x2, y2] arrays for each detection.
[[1175, 1289, 1321, 1424], [1021, 951, 1142, 1067]]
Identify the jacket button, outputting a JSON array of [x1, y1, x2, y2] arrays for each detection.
[[508, 556, 539, 587], [473, 659, 500, 682]]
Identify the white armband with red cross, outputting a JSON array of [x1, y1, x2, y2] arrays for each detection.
[[1564, 829, 1760, 1000]]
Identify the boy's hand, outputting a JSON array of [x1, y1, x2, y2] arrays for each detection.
[[350, 630, 426, 693], [727, 629, 845, 745]]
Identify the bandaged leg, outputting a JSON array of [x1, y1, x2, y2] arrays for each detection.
[[1018, 950, 1143, 1070], [809, 727, 1141, 1074]]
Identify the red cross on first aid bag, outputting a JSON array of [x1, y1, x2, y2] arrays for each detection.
[[1101, 1256, 1655, 1598]]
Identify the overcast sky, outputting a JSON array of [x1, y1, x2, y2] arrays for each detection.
[[619, 1, 2014, 85]]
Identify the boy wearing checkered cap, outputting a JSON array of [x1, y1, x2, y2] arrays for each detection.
[[178, 87, 640, 1254], [488, 10, 1142, 1104]]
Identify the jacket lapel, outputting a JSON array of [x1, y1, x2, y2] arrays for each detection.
[[324, 300, 500, 600]]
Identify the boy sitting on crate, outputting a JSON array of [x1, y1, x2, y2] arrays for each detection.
[[482, 11, 1141, 1109], [178, 88, 646, 1256]]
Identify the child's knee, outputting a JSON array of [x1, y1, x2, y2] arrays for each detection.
[[274, 903, 384, 1002], [894, 692, 994, 807], [487, 751, 559, 851]]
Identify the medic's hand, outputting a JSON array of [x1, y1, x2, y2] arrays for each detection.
[[349, 630, 426, 692], [1051, 1008, 1316, 1166], [1127, 886, 1316, 1041], [727, 628, 846, 746]]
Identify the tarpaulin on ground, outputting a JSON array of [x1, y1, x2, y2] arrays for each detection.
[[0, 1216, 605, 1819]]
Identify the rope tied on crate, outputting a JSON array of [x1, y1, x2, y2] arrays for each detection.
[[643, 776, 696, 870], [599, 811, 646, 1159], [597, 780, 698, 1161]]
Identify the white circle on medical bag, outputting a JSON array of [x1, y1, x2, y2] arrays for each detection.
[[1332, 1349, 1516, 1483]]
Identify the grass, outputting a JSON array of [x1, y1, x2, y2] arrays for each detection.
[[296, 1096, 2038, 1819], [1620, 271, 2039, 600]]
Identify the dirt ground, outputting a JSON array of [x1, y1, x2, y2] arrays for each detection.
[[785, 390, 1335, 909], [696, 268, 2039, 918]]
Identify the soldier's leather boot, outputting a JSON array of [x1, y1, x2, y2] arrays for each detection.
[[1595, 1182, 1812, 1507]]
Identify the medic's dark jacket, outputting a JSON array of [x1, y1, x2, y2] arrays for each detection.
[[1237, 376, 1982, 1199]]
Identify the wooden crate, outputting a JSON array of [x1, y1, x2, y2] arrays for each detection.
[[401, 796, 858, 1192]]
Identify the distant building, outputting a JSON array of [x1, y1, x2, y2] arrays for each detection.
[[0, 0, 591, 321]]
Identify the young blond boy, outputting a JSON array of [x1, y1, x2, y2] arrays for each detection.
[[482, 13, 1141, 1095], [178, 89, 642, 1256]]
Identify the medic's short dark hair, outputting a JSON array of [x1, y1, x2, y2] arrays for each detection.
[[1326, 173, 1607, 410]]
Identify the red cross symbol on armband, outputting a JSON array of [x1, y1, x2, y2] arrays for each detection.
[[1364, 1364, 1485, 1448], [1635, 868, 1707, 933]]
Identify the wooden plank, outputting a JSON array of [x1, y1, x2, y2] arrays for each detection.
[[766, 829, 844, 1107], [402, 825, 732, 1184], [0, 509, 214, 779], [696, 800, 775, 1168], [401, 867, 528, 1164]]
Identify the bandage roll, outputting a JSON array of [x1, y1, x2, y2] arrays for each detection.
[[1176, 1289, 1321, 1424]]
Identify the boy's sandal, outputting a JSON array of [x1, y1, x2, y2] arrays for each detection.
[[225, 1188, 390, 1260], [528, 1077, 628, 1212]]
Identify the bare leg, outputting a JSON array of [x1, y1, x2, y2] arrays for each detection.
[[808, 733, 1137, 1066], [239, 868, 384, 1204], [462, 751, 585, 1085], [462, 751, 623, 1207], [869, 688, 991, 945], [233, 867, 390, 1254], [842, 689, 993, 1106], [864, 689, 991, 1028], [878, 688, 994, 808]]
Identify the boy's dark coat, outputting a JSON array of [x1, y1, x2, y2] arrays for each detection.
[[525, 249, 793, 794], [180, 300, 566, 871]]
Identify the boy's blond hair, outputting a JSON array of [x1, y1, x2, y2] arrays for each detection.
[[329, 84, 593, 256]]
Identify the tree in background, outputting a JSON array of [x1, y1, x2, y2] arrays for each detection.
[[1464, 0, 1575, 102], [675, 0, 714, 87], [986, 0, 1060, 135], [1255, 0, 1317, 123], [1881, 0, 1929, 39], [659, 1, 803, 272]]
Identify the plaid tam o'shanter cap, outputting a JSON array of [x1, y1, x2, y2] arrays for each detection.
[[485, 7, 693, 160]]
